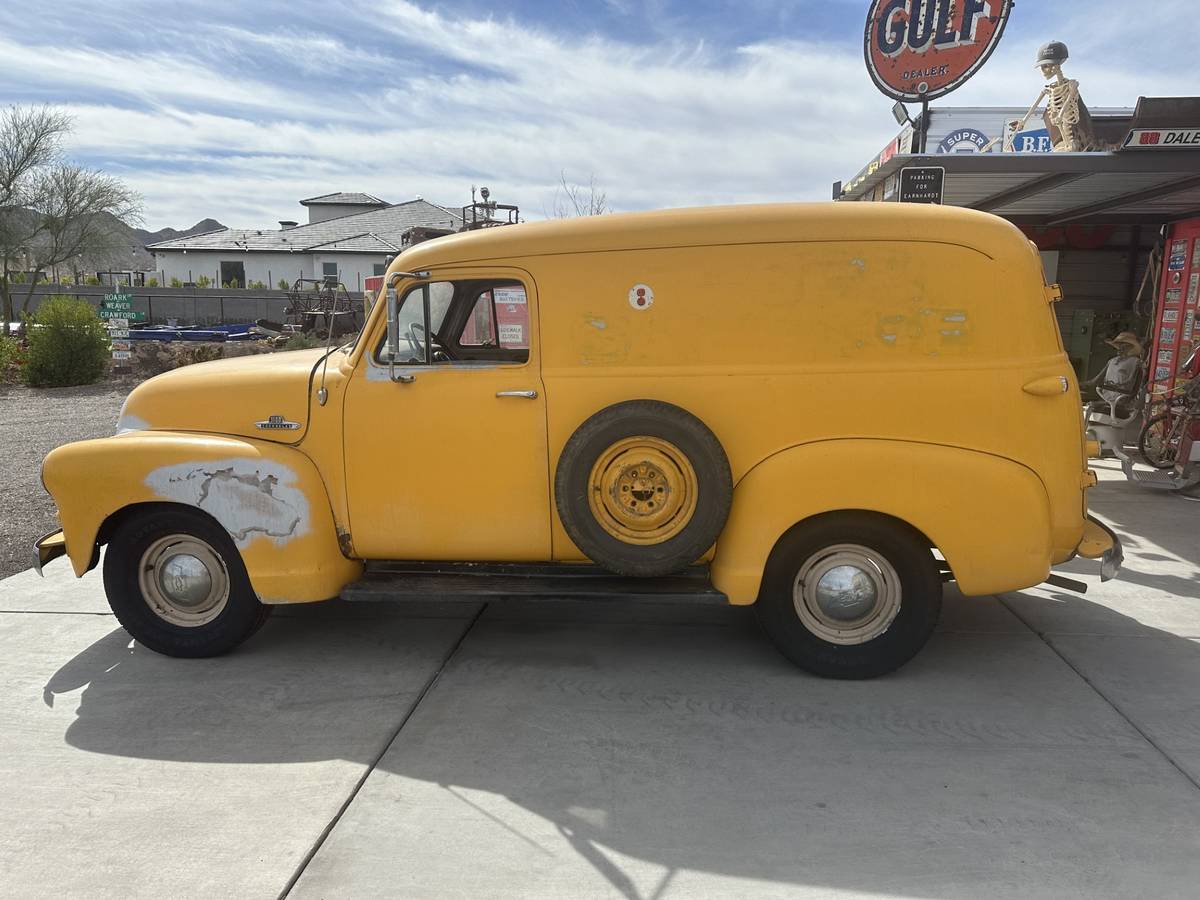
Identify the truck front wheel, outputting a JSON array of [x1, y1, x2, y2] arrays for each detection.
[[102, 507, 271, 657], [755, 513, 941, 679]]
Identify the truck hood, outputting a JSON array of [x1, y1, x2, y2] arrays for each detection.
[[117, 348, 329, 443]]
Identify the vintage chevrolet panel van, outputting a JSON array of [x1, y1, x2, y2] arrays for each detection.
[[38, 203, 1121, 678]]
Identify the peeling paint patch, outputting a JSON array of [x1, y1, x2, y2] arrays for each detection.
[[850, 258, 866, 271], [145, 458, 310, 547], [586, 317, 607, 330], [943, 313, 967, 323], [116, 414, 150, 434]]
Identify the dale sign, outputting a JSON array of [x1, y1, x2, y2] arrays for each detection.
[[864, 0, 1014, 102]]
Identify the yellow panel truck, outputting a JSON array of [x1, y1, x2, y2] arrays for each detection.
[[38, 203, 1121, 678]]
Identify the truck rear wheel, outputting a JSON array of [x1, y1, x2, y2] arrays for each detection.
[[755, 513, 941, 679], [102, 507, 271, 657], [555, 400, 732, 577]]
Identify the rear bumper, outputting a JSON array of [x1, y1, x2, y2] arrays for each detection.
[[1076, 516, 1123, 582], [34, 529, 67, 577]]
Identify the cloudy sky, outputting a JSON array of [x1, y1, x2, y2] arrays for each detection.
[[1, 1, 1193, 229]]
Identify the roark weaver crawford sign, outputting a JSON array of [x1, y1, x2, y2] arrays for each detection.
[[864, 0, 1014, 102]]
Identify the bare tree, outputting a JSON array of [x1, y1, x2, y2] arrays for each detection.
[[0, 105, 142, 333], [551, 171, 610, 218]]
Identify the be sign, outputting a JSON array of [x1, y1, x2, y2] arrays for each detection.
[[865, 0, 1013, 102]]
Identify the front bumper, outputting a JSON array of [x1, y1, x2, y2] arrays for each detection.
[[1076, 516, 1123, 582], [34, 529, 67, 577]]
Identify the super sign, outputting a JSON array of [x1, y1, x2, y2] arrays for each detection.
[[864, 0, 1013, 102]]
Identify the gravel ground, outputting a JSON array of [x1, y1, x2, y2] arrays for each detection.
[[0, 382, 130, 578]]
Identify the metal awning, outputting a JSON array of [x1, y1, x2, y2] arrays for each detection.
[[838, 150, 1200, 226]]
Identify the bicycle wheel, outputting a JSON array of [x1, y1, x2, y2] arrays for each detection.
[[1139, 411, 1183, 469]]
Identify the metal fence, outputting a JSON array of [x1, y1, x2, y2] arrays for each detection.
[[17, 284, 366, 327]]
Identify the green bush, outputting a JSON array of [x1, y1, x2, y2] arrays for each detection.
[[169, 277, 183, 288], [23, 296, 110, 387], [247, 279, 267, 290], [196, 275, 212, 288], [146, 277, 159, 287], [0, 334, 24, 383], [278, 279, 291, 291], [84, 275, 100, 285]]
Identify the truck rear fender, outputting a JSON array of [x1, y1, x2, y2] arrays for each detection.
[[711, 440, 1053, 604]]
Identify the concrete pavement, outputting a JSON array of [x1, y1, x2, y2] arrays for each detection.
[[2, 463, 1199, 898]]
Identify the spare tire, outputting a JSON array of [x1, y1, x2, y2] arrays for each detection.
[[555, 400, 733, 577]]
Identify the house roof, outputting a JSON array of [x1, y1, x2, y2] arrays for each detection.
[[299, 191, 389, 206], [147, 199, 464, 254]]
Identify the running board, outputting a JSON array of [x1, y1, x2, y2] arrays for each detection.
[[340, 562, 729, 604], [1118, 449, 1200, 491]]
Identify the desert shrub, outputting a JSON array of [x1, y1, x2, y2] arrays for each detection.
[[169, 277, 183, 288], [282, 332, 322, 351], [0, 335, 24, 383], [196, 275, 212, 288], [22, 296, 110, 387]]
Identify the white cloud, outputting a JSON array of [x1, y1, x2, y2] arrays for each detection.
[[4, 0, 1191, 229]]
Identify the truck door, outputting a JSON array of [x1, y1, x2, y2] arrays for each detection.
[[342, 271, 550, 561]]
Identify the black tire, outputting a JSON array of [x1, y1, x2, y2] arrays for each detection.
[[754, 513, 941, 679], [102, 507, 272, 658], [555, 400, 733, 577], [1138, 411, 1180, 469]]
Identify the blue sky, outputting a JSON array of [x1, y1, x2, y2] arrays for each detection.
[[1, 1, 1193, 228]]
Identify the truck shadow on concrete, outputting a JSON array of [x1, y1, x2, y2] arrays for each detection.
[[41, 589, 1200, 899]]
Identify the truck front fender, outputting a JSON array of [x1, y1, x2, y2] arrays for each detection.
[[711, 440, 1052, 604], [41, 431, 361, 603]]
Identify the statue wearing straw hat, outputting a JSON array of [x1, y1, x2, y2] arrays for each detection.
[[1082, 331, 1144, 409]]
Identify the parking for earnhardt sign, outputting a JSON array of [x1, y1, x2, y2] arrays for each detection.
[[865, 0, 1013, 102]]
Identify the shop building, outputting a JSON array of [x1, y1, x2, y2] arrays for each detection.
[[837, 97, 1200, 392]]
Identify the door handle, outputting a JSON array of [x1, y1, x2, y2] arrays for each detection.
[[496, 390, 538, 399]]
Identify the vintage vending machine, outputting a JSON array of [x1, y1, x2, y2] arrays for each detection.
[[1134, 216, 1200, 487], [1150, 218, 1200, 395]]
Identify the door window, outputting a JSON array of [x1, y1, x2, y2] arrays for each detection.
[[377, 279, 529, 366]]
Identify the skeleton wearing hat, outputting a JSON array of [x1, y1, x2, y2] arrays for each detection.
[[1006, 42, 1098, 152]]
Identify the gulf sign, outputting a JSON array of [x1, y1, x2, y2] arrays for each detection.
[[865, 0, 1014, 102]]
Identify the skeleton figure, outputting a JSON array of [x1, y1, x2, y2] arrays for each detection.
[[1007, 41, 1097, 152]]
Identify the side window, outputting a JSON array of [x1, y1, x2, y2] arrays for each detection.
[[454, 283, 529, 363], [460, 291, 497, 347], [375, 279, 528, 366]]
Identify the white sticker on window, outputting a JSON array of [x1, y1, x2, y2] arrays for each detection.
[[495, 287, 527, 306], [629, 284, 653, 309], [499, 323, 524, 344]]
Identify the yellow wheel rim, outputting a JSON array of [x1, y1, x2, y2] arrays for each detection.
[[587, 436, 698, 545]]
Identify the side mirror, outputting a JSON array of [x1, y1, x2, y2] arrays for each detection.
[[385, 278, 414, 383], [382, 270, 431, 384], [385, 284, 399, 364]]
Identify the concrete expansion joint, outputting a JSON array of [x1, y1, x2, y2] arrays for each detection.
[[998, 593, 1200, 796], [275, 603, 488, 900]]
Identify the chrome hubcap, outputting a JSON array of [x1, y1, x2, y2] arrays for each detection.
[[794, 544, 901, 645], [139, 535, 229, 627]]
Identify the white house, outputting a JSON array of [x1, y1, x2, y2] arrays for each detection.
[[147, 194, 464, 292]]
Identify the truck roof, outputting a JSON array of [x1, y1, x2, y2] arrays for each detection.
[[396, 202, 1021, 269]]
